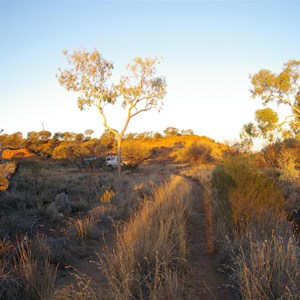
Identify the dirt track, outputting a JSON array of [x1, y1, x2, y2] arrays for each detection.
[[187, 178, 234, 300], [54, 167, 235, 299]]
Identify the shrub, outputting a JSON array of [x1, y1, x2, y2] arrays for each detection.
[[176, 142, 213, 166], [257, 142, 283, 168], [0, 175, 9, 191], [121, 142, 152, 169], [69, 215, 96, 249], [0, 161, 17, 191], [278, 152, 299, 183], [100, 189, 115, 204], [211, 157, 285, 231], [209, 157, 298, 299]]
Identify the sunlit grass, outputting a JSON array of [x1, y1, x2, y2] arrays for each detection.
[[100, 175, 193, 299]]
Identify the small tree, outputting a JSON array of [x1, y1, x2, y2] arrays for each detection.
[[239, 123, 259, 152], [181, 129, 194, 136], [52, 142, 90, 163], [58, 49, 167, 176], [53, 132, 64, 141], [38, 130, 52, 141], [278, 151, 299, 182], [163, 127, 181, 137]]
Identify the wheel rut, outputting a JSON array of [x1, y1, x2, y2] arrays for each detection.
[[187, 177, 234, 300]]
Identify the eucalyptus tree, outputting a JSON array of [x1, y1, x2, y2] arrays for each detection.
[[58, 49, 167, 176], [240, 60, 300, 149]]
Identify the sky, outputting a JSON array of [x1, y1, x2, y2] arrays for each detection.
[[0, 0, 300, 144]]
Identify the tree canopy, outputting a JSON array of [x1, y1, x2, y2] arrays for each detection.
[[240, 60, 300, 149]]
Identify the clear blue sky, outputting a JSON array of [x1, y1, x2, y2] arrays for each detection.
[[0, 1, 299, 143]]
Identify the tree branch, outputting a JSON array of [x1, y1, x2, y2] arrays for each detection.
[[130, 106, 154, 118], [96, 99, 119, 138], [278, 115, 297, 127]]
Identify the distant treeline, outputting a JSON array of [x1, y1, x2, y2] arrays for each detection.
[[0, 127, 195, 160]]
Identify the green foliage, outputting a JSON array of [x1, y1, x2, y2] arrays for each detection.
[[212, 157, 284, 230], [255, 108, 279, 141], [250, 60, 300, 105], [239, 123, 259, 152], [241, 60, 300, 146]]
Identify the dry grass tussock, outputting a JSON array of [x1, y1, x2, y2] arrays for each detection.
[[54, 269, 103, 300], [0, 234, 57, 300], [235, 234, 299, 300], [68, 214, 97, 250], [100, 175, 193, 299]]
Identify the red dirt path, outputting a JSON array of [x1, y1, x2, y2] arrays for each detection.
[[187, 178, 234, 299]]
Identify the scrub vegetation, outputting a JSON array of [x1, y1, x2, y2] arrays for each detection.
[[2, 59, 300, 299]]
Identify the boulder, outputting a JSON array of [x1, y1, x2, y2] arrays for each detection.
[[49, 190, 71, 214]]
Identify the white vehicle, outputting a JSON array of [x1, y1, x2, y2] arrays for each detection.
[[105, 155, 119, 168], [105, 155, 127, 169]]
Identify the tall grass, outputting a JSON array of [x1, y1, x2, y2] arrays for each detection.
[[235, 234, 299, 300], [0, 239, 19, 299], [69, 215, 96, 250], [14, 234, 57, 300], [100, 175, 193, 299]]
